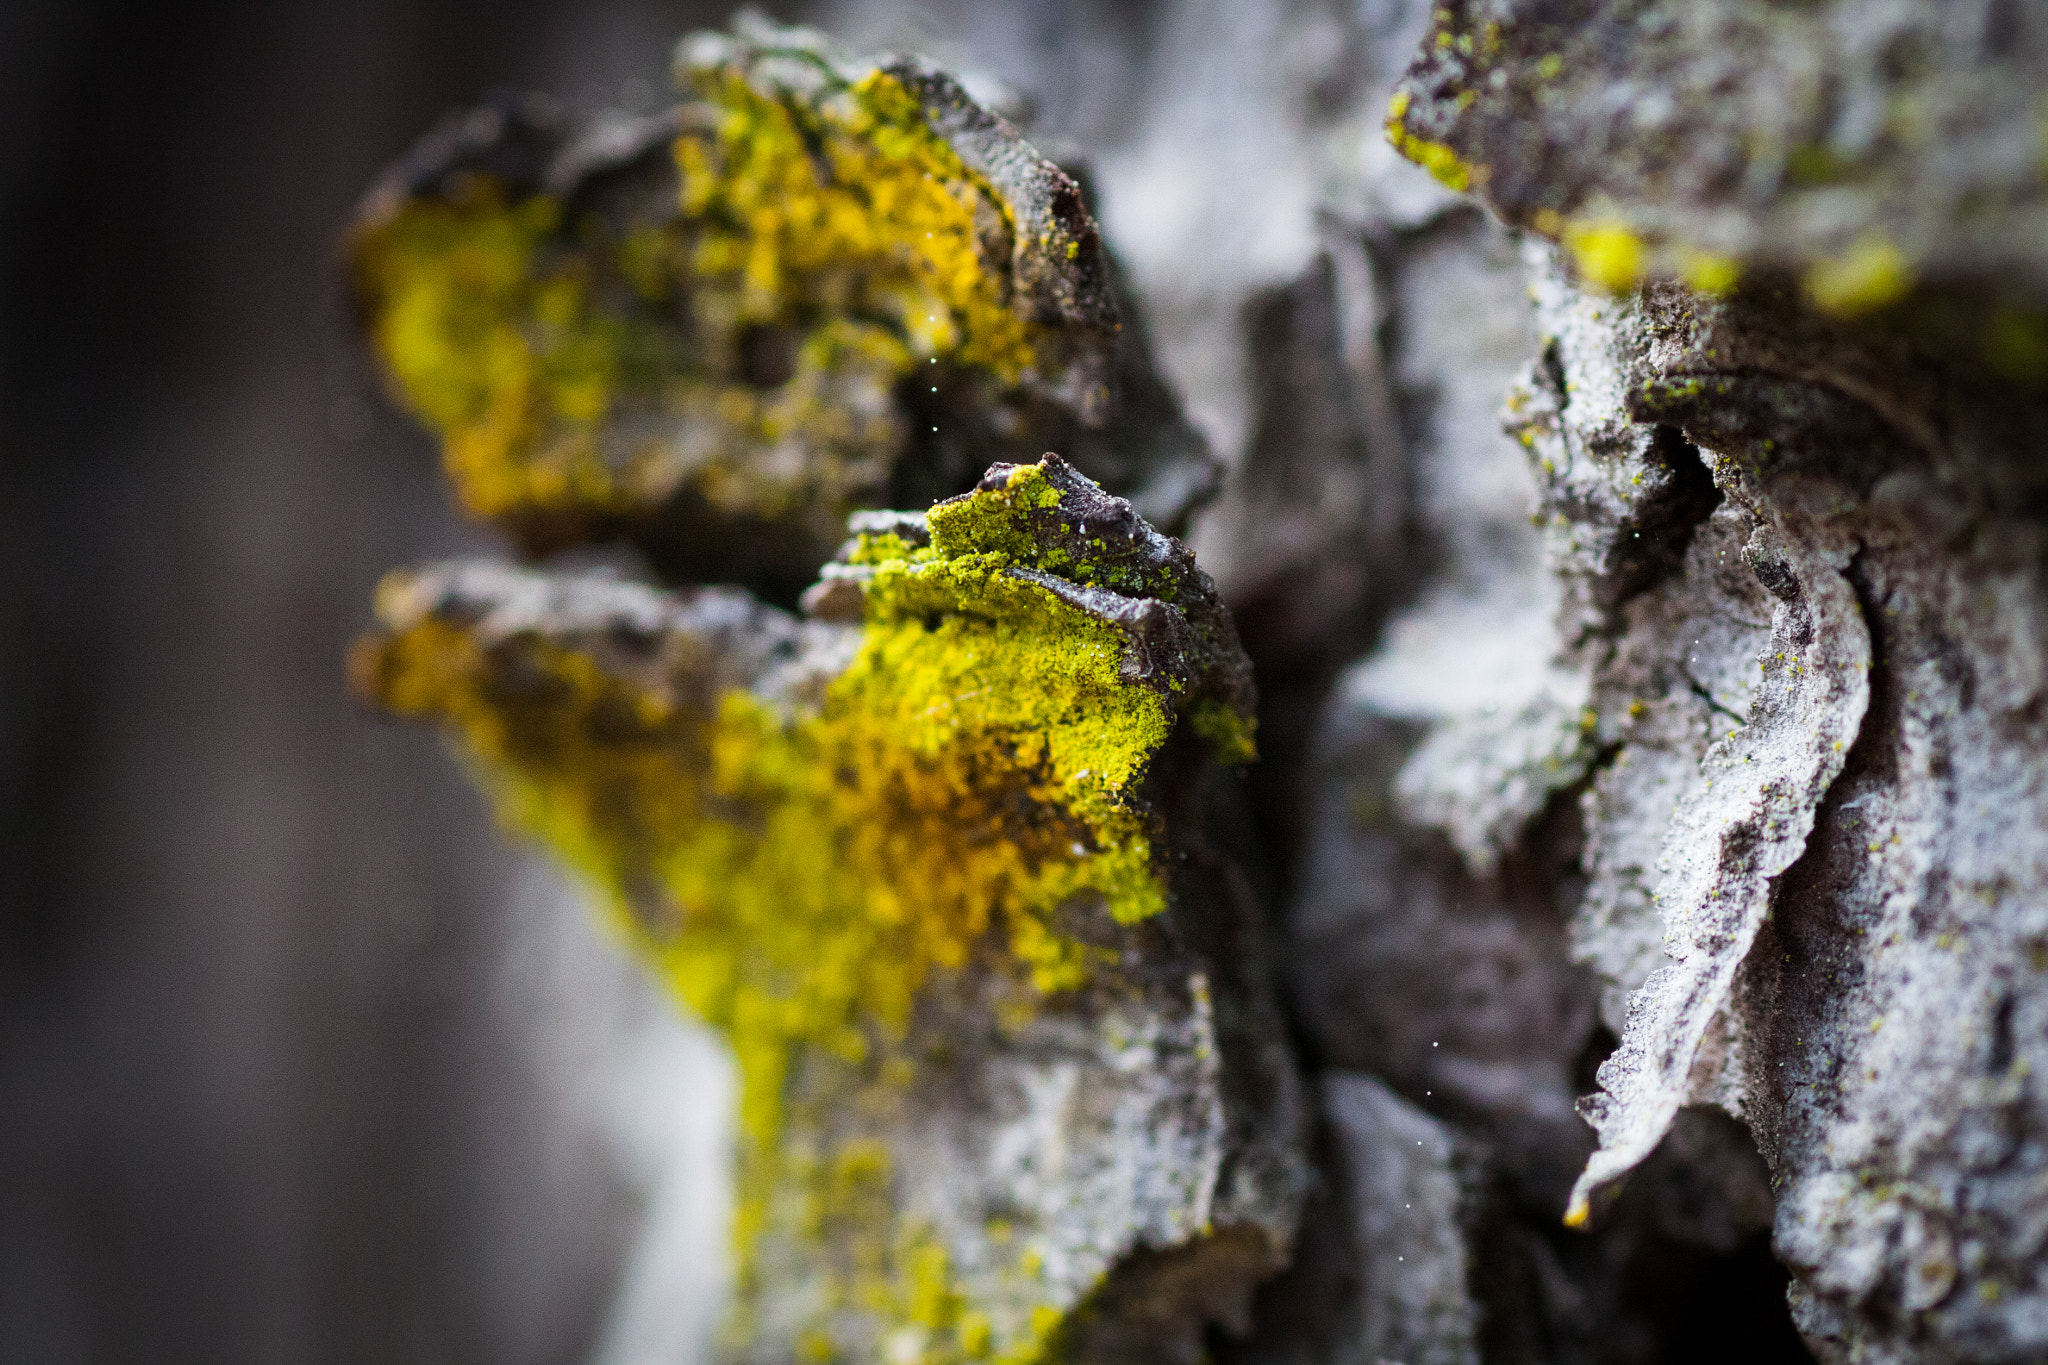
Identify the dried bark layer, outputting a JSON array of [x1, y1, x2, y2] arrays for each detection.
[[1554, 286, 2048, 1364]]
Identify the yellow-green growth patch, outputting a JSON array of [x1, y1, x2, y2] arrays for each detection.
[[354, 189, 670, 520], [1385, 90, 1484, 193], [352, 53, 1049, 533], [753, 1141, 1064, 1365], [355, 463, 1254, 1361], [1564, 218, 1646, 294], [1681, 249, 1741, 297], [679, 63, 1037, 381], [363, 547, 1165, 1129], [1803, 232, 1914, 317]]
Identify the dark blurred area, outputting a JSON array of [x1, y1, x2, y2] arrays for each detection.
[[0, 3, 762, 1361]]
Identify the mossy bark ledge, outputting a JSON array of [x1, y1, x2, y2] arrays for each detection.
[[351, 456, 1304, 1365]]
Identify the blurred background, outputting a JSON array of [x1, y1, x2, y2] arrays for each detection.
[[0, 2, 1402, 1360]]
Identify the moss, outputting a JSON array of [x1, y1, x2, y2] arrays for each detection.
[[1384, 90, 1484, 193], [359, 459, 1254, 1362], [353, 45, 1052, 538], [1803, 232, 1914, 317]]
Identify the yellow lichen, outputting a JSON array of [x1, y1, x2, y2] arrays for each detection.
[[744, 1139, 1063, 1365], [359, 461, 1250, 1362], [353, 52, 1049, 534], [353, 190, 657, 520], [680, 65, 1037, 381], [1384, 90, 1484, 193], [1681, 249, 1741, 297], [1188, 697, 1258, 767], [1803, 232, 1914, 317], [1564, 218, 1646, 294]]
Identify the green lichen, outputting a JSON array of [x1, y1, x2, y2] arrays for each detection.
[[352, 42, 1049, 537], [357, 460, 1254, 1363]]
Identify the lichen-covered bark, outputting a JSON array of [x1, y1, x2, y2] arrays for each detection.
[[1388, 0, 2048, 323], [335, 4, 2048, 1362], [352, 457, 1303, 1364], [349, 17, 1214, 600]]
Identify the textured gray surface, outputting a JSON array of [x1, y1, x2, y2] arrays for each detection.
[[1358, 6, 2048, 1354], [1568, 351, 1874, 1227], [1488, 268, 2048, 1357], [1326, 1073, 1484, 1365]]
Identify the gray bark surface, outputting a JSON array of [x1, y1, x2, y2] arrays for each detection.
[[10, 1, 2048, 1362]]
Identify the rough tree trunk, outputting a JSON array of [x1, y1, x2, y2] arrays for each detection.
[[344, 3, 2048, 1362]]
